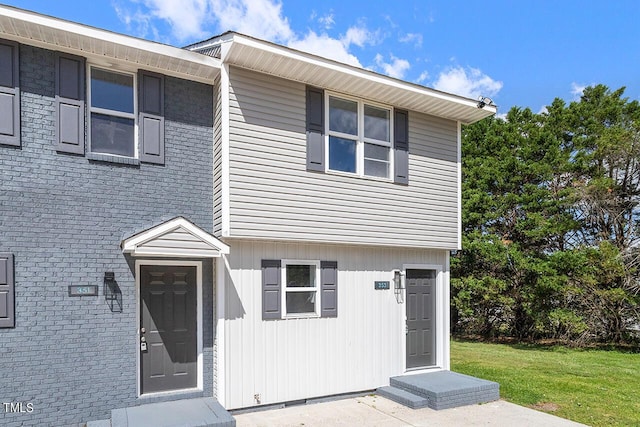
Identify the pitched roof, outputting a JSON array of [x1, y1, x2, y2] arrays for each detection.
[[122, 217, 229, 258], [189, 32, 497, 124], [0, 4, 220, 83]]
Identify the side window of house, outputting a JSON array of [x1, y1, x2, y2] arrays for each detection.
[[55, 53, 165, 164], [262, 259, 337, 320], [0, 39, 20, 147], [306, 86, 409, 185]]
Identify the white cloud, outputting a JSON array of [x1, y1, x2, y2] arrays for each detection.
[[317, 12, 335, 30], [432, 66, 503, 99], [374, 54, 410, 79], [399, 32, 423, 48], [340, 23, 382, 48], [416, 70, 430, 84], [288, 31, 362, 67], [570, 82, 588, 100], [342, 25, 370, 48], [139, 0, 209, 41], [208, 0, 293, 43], [119, 0, 294, 43], [289, 22, 383, 67], [117, 0, 370, 67]]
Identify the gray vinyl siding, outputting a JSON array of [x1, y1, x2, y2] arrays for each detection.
[[213, 76, 223, 236], [227, 67, 459, 249]]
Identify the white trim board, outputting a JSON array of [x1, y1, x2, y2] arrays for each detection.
[[215, 256, 227, 407]]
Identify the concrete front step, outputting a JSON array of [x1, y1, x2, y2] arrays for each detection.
[[380, 371, 500, 410], [86, 420, 111, 427], [377, 385, 430, 409], [110, 397, 235, 427]]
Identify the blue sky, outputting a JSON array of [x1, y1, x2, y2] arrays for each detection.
[[4, 1, 640, 115]]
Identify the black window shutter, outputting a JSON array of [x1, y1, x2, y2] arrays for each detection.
[[306, 86, 325, 171], [0, 253, 15, 328], [139, 70, 165, 165], [0, 39, 20, 147], [320, 261, 338, 318], [394, 109, 409, 185], [55, 52, 85, 154], [262, 259, 281, 320]]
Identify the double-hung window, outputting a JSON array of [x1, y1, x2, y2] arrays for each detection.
[[282, 260, 320, 317], [327, 94, 392, 179], [89, 67, 136, 158]]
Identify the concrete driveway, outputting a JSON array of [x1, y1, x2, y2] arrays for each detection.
[[234, 395, 587, 427]]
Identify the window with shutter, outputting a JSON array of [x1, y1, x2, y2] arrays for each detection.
[[0, 253, 15, 328], [0, 39, 20, 147], [305, 88, 409, 184], [55, 52, 85, 154], [320, 261, 338, 318], [262, 260, 282, 320], [394, 109, 409, 185], [262, 259, 338, 320], [139, 70, 165, 165], [86, 67, 165, 163], [306, 86, 325, 171]]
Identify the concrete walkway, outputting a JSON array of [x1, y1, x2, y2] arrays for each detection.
[[234, 395, 587, 427]]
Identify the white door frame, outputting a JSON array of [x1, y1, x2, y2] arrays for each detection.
[[401, 263, 446, 374], [135, 259, 204, 397]]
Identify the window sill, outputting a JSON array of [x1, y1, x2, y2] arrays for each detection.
[[325, 169, 394, 184], [283, 313, 321, 320], [87, 152, 140, 166]]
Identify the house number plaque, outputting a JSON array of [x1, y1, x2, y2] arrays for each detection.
[[374, 281, 390, 290], [68, 285, 99, 297]]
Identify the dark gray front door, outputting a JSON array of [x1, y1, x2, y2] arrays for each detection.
[[406, 269, 436, 369], [140, 265, 197, 394]]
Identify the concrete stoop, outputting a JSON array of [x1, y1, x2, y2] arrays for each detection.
[[86, 397, 235, 427], [377, 371, 500, 410]]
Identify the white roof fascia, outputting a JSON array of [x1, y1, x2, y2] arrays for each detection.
[[0, 5, 221, 83]]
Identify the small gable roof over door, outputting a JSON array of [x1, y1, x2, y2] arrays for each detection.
[[122, 217, 230, 258]]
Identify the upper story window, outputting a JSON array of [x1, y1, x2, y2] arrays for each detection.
[[327, 95, 392, 179], [89, 67, 136, 158]]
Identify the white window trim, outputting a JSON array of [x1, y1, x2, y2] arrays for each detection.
[[325, 92, 394, 181], [281, 259, 321, 318], [87, 64, 138, 159]]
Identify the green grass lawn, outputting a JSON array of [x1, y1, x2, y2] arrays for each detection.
[[451, 340, 640, 426]]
